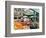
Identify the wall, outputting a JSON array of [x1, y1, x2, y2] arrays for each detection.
[[0, 0, 46, 38]]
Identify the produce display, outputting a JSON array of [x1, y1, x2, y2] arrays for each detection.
[[14, 8, 39, 30]]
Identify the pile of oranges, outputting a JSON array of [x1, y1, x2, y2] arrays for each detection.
[[14, 21, 31, 30]]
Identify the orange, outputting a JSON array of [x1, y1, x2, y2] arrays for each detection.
[[14, 21, 24, 29]]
